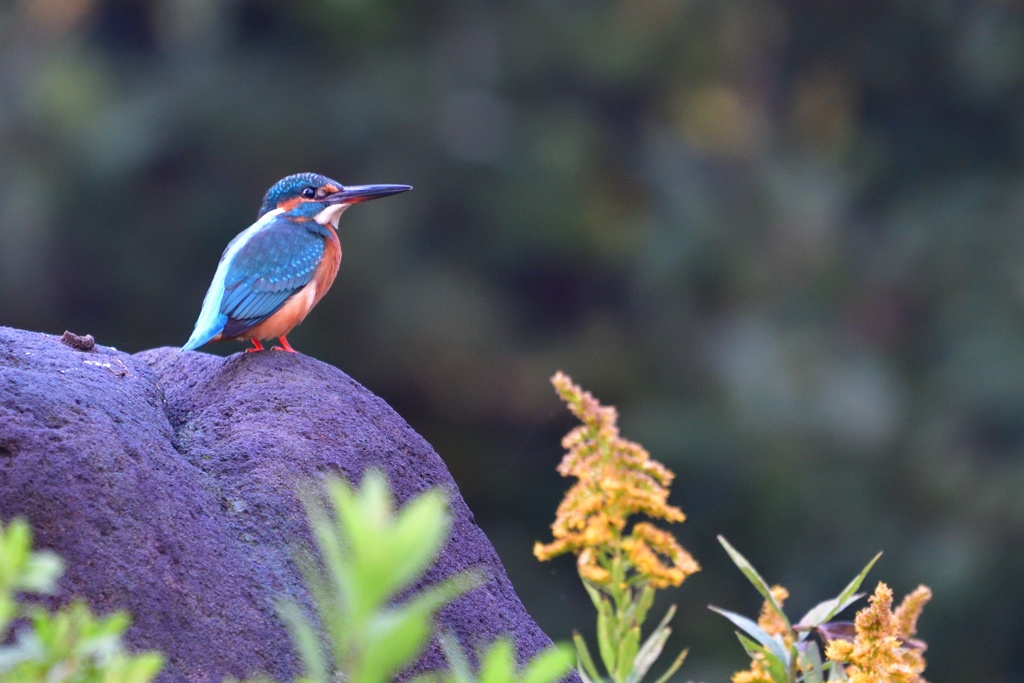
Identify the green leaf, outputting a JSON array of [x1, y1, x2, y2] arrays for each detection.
[[717, 536, 790, 630], [479, 638, 516, 683], [594, 591, 617, 675], [349, 483, 451, 615], [614, 623, 640, 682], [631, 585, 656, 629], [0, 595, 14, 635], [19, 552, 63, 595], [733, 634, 786, 683], [386, 490, 451, 590], [735, 631, 764, 660], [277, 599, 329, 683], [0, 632, 41, 672], [417, 570, 483, 616], [327, 475, 395, 620], [795, 594, 863, 640], [708, 605, 789, 667], [796, 552, 881, 630], [116, 652, 165, 683], [360, 570, 482, 681], [521, 643, 575, 683], [435, 631, 474, 683], [573, 631, 604, 683], [801, 640, 824, 683], [0, 519, 31, 574], [596, 619, 617, 677], [0, 519, 63, 598], [334, 471, 392, 557], [650, 604, 676, 639], [297, 557, 350, 670], [581, 580, 607, 614], [576, 664, 600, 683], [292, 521, 352, 667], [0, 520, 161, 683], [649, 647, 688, 683], [359, 603, 435, 683], [300, 485, 360, 619], [405, 674, 442, 683], [627, 605, 676, 683]]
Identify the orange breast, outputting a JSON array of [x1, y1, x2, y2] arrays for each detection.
[[310, 226, 342, 308]]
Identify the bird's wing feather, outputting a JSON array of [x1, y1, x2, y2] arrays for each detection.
[[216, 218, 325, 338]]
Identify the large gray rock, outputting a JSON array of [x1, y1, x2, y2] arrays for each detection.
[[0, 326, 567, 682]]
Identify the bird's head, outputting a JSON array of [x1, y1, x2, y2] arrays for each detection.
[[258, 172, 411, 227]]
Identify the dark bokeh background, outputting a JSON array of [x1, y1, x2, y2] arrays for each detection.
[[2, 1, 1022, 681]]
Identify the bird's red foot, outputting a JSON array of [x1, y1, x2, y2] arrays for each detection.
[[271, 336, 297, 353], [245, 339, 266, 353]]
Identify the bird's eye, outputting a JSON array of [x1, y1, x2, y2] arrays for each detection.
[[301, 186, 317, 199]]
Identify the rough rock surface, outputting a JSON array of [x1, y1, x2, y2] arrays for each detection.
[[0, 326, 570, 682]]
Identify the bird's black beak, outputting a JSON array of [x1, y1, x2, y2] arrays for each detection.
[[325, 184, 412, 205]]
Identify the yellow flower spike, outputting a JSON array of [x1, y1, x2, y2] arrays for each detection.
[[757, 586, 790, 637], [536, 373, 698, 587], [825, 639, 854, 662], [894, 585, 932, 639], [731, 670, 775, 683], [826, 582, 931, 683], [577, 548, 612, 585]]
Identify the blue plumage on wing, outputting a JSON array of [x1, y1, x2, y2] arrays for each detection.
[[217, 217, 325, 332]]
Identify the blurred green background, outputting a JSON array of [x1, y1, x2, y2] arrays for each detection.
[[1, 1, 1022, 681]]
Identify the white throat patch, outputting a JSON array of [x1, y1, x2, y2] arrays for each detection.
[[314, 203, 350, 229]]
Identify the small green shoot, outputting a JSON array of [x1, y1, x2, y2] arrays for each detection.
[[279, 470, 482, 683], [412, 632, 575, 683], [0, 518, 163, 683]]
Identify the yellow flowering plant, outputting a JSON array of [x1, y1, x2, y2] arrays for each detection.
[[534, 373, 699, 683], [712, 536, 931, 683], [823, 582, 931, 683]]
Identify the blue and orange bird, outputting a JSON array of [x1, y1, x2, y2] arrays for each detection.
[[182, 172, 410, 353]]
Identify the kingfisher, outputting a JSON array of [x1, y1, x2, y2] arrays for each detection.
[[182, 172, 410, 353]]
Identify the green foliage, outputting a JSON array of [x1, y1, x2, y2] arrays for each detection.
[[413, 632, 575, 683], [0, 517, 62, 635], [0, 518, 163, 683], [279, 470, 483, 683], [710, 535, 881, 683], [572, 584, 687, 683]]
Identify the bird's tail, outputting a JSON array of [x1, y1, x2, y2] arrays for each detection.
[[181, 315, 227, 352]]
